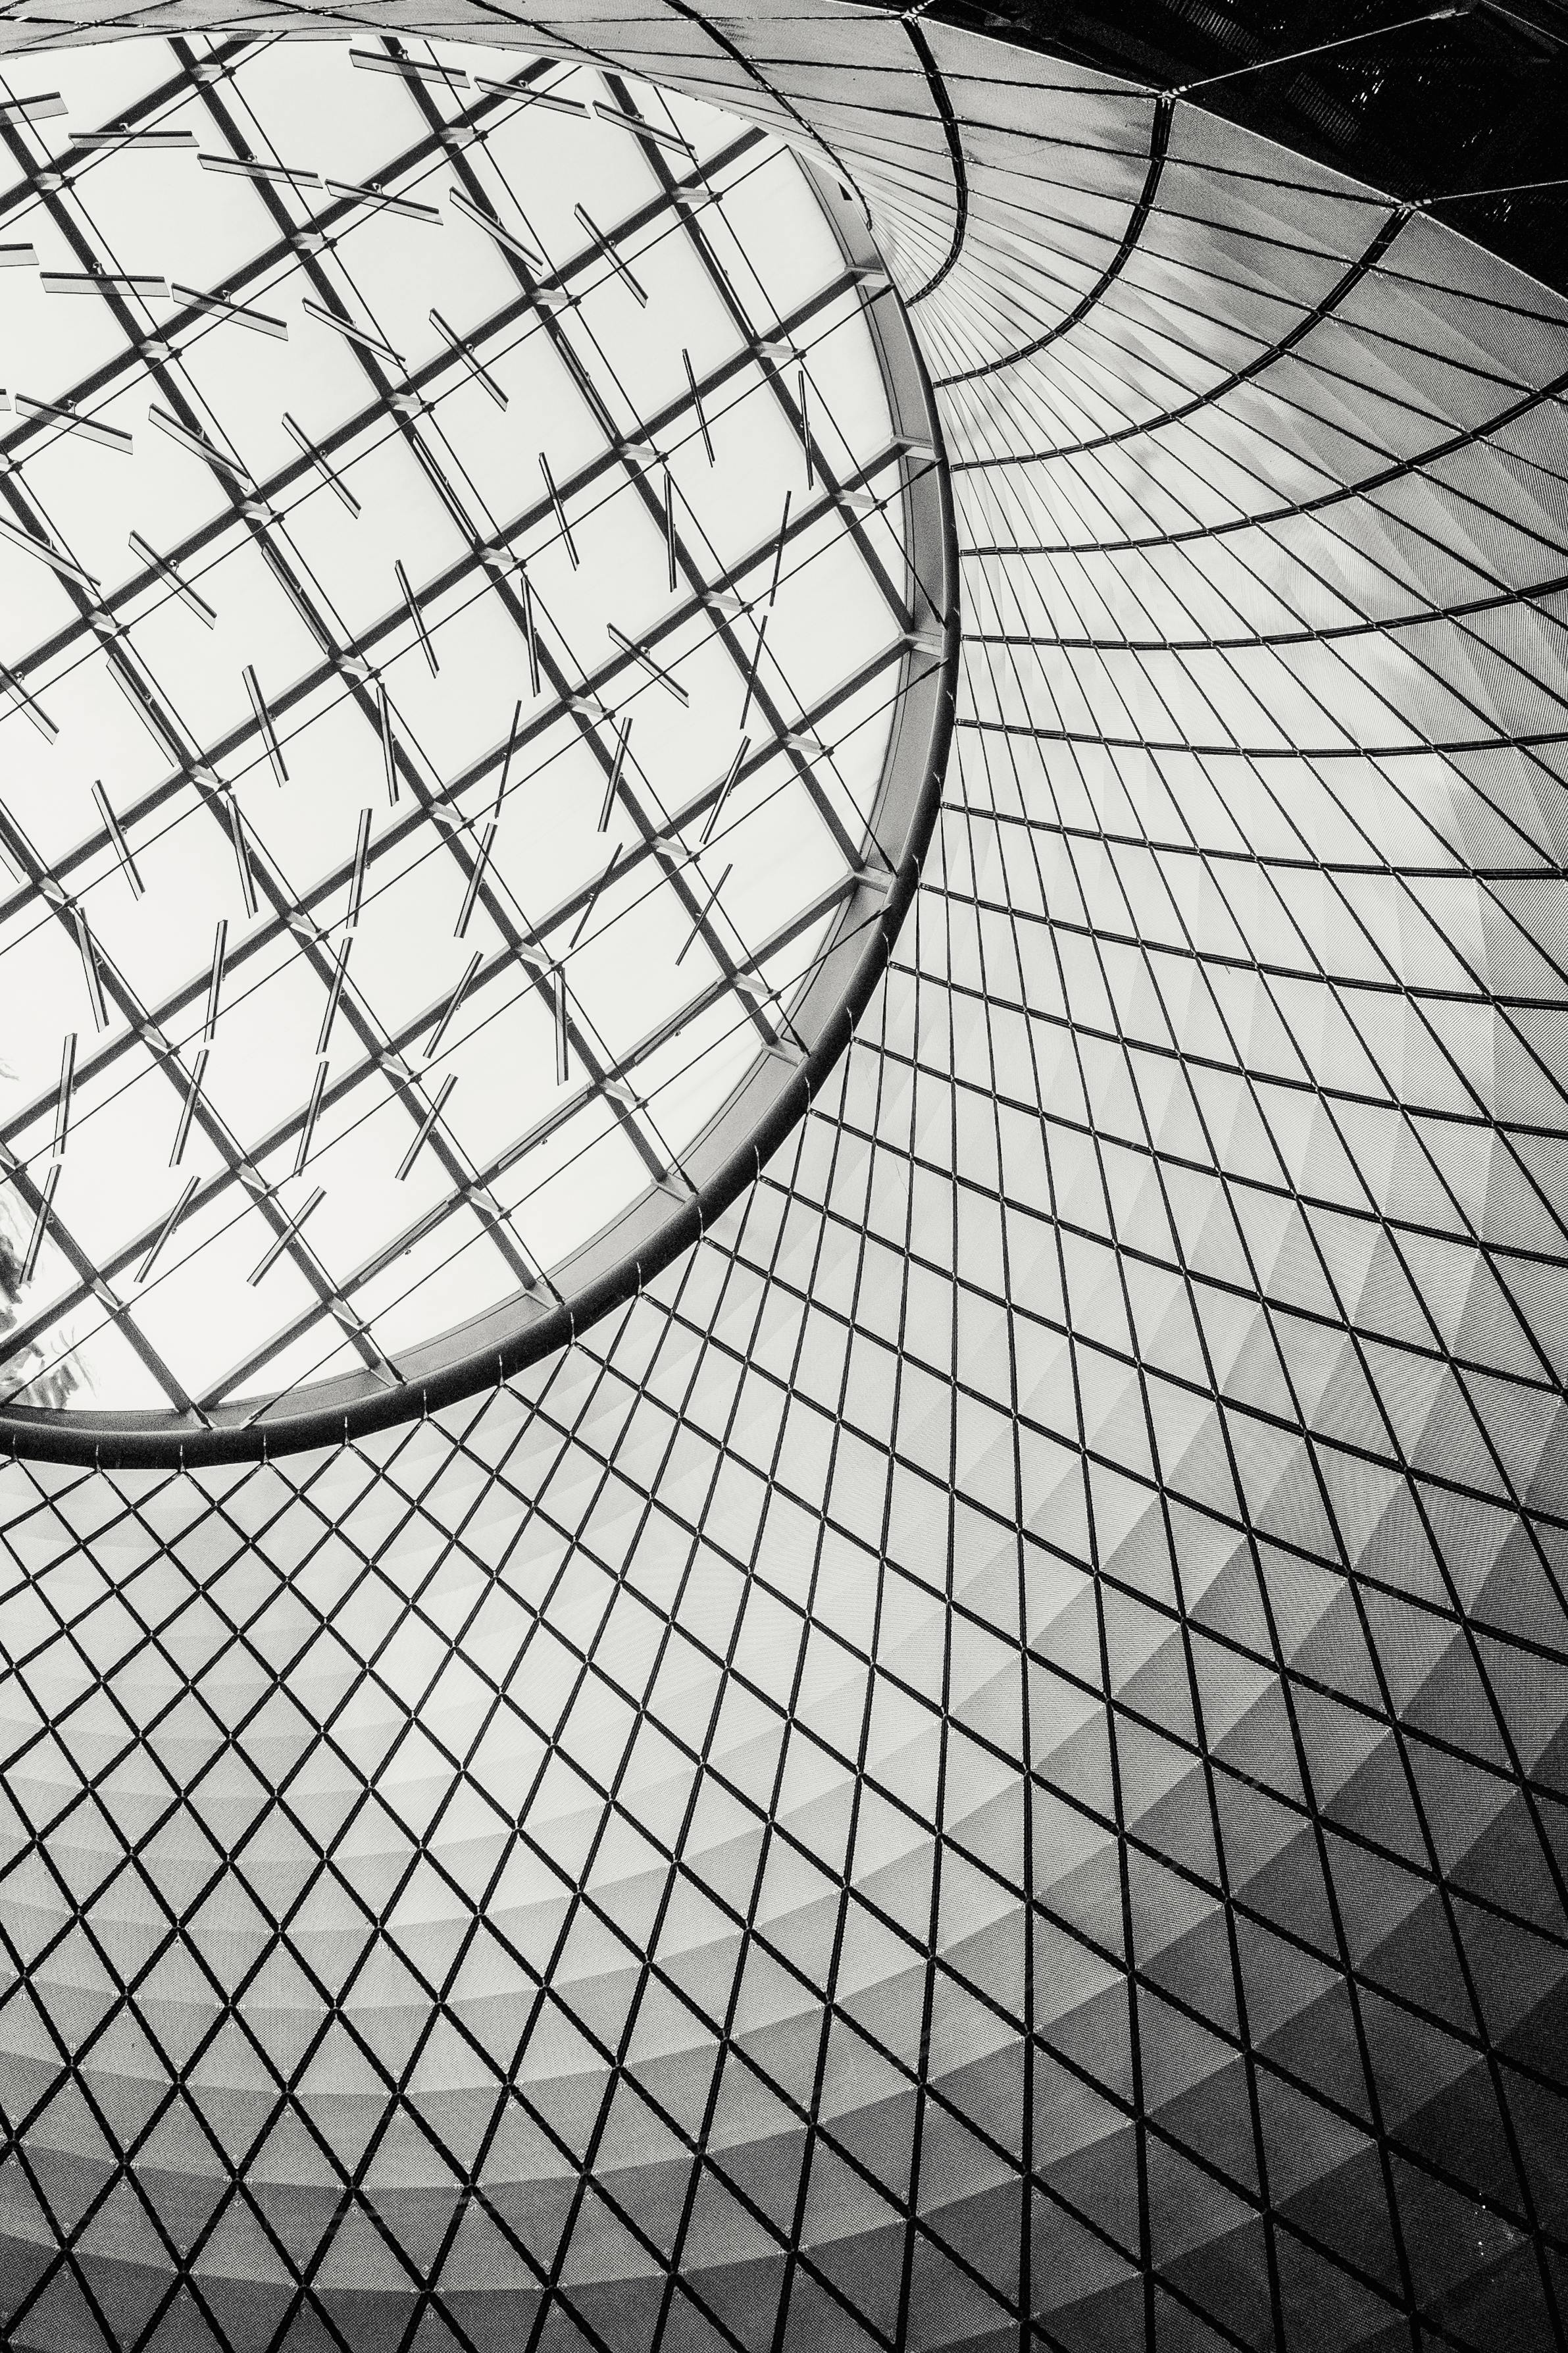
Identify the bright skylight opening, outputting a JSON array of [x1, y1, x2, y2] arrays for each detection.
[[0, 32, 944, 1437]]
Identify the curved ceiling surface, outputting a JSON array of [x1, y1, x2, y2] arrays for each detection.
[[0, 6, 1564, 2353]]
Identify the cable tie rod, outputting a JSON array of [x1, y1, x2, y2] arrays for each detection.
[[129, 527, 216, 625], [248, 1184, 324, 1283], [170, 1047, 209, 1167], [608, 623, 688, 705], [430, 307, 507, 407], [396, 1074, 456, 1180], [20, 1162, 61, 1286], [170, 280, 288, 340], [282, 411, 360, 515], [243, 664, 288, 786], [449, 186, 546, 268], [136, 1172, 199, 1285], [573, 203, 647, 305], [92, 781, 144, 898], [302, 296, 403, 365]]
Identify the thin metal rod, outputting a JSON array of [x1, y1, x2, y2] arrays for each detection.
[[351, 46, 470, 90], [594, 102, 694, 158], [798, 367, 814, 488], [429, 306, 507, 407], [474, 72, 588, 118], [317, 939, 352, 1056], [1173, 4, 1465, 91], [43, 271, 167, 305], [455, 818, 497, 940], [0, 658, 56, 742], [295, 1060, 328, 1176], [302, 295, 403, 365], [768, 492, 792, 608], [599, 717, 631, 832], [248, 1185, 324, 1284], [226, 798, 257, 916], [674, 860, 733, 968], [78, 128, 195, 151], [171, 1047, 209, 1168], [700, 737, 750, 846], [93, 779, 144, 898], [449, 186, 546, 267], [569, 846, 619, 950], [53, 1032, 75, 1159], [426, 950, 481, 1059], [147, 403, 256, 489], [128, 529, 216, 627], [683, 348, 715, 464], [608, 623, 689, 706], [204, 921, 227, 1042], [396, 1074, 456, 1180], [378, 685, 398, 805], [20, 1163, 60, 1287], [573, 203, 647, 304], [347, 807, 372, 930], [170, 282, 288, 340], [282, 411, 361, 516], [553, 973, 569, 1083], [72, 909, 108, 1031], [0, 93, 65, 122], [539, 455, 579, 568], [397, 559, 439, 676], [243, 665, 288, 786], [1419, 171, 1568, 203], [521, 571, 540, 694], [740, 614, 769, 732], [136, 1173, 198, 1286], [0, 511, 96, 588], [497, 701, 522, 811], [198, 151, 322, 190], [330, 176, 443, 223], [665, 470, 677, 594]]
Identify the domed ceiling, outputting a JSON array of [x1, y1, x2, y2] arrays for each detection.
[[0, 5, 1565, 2351]]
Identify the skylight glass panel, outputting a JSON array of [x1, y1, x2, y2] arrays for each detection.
[[0, 31, 951, 1455]]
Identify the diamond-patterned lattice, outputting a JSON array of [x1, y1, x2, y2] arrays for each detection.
[[2, 2, 1568, 2349]]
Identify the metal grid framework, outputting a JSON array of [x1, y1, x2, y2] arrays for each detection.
[[0, 5, 1563, 2353], [0, 31, 950, 1449]]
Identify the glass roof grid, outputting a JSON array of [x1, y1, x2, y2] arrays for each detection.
[[0, 42, 398, 1347], [193, 867, 885, 1417], [377, 53, 842, 1035], [3, 682, 884, 1242], [124, 59, 700, 1289], [272, 267, 846, 936], [370, 107, 919, 1065], [14, 686, 469, 1389], [298, 631, 913, 1095], [0, 471, 896, 1220], [0, 412, 331, 1409], [0, 90, 771, 651], [0, 233, 873, 841], [0, 34, 944, 1436], [217, 317, 813, 1369], [659, 161, 915, 611], [213, 868, 901, 1428]]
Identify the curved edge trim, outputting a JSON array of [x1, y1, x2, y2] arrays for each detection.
[[904, 16, 970, 305], [934, 91, 1171, 384]]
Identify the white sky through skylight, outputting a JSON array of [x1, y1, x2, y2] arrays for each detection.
[[0, 31, 920, 1422]]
